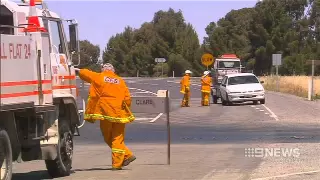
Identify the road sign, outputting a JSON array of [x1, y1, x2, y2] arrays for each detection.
[[272, 54, 282, 66], [129, 90, 174, 165], [272, 54, 282, 91], [130, 96, 170, 113], [306, 60, 320, 65], [157, 90, 170, 97], [201, 53, 214, 66], [155, 58, 166, 63]]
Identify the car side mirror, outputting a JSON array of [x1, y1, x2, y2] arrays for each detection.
[[221, 84, 226, 87], [260, 81, 264, 84]]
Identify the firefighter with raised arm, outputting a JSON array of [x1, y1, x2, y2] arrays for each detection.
[[180, 70, 192, 107], [201, 71, 212, 106], [74, 63, 136, 170]]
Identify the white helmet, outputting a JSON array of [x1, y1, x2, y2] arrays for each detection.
[[101, 63, 115, 72], [185, 70, 192, 74], [203, 71, 210, 76]]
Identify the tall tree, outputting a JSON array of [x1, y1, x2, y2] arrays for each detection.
[[204, 0, 319, 75], [71, 40, 100, 71], [102, 8, 201, 77]]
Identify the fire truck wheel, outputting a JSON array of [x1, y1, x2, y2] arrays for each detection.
[[45, 122, 73, 178], [0, 128, 13, 180]]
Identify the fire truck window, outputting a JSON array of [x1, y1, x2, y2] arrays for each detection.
[[0, 5, 14, 35], [48, 20, 65, 54], [218, 61, 240, 68]]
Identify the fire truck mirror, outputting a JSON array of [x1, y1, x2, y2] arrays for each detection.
[[69, 23, 79, 53]]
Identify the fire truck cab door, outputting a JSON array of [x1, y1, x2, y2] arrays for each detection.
[[44, 18, 71, 91]]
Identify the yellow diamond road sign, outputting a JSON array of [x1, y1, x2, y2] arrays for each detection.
[[201, 53, 214, 66]]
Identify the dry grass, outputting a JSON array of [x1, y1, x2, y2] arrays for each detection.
[[259, 75, 320, 99]]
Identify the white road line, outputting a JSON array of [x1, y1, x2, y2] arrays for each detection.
[[149, 113, 163, 123], [166, 81, 202, 86], [251, 170, 320, 180], [251, 105, 256, 107], [255, 108, 260, 110], [129, 87, 157, 96], [154, 78, 164, 80], [192, 84, 201, 87], [135, 118, 154, 121], [133, 92, 151, 94], [198, 169, 216, 180], [259, 110, 264, 111], [262, 104, 279, 121], [265, 112, 269, 115]]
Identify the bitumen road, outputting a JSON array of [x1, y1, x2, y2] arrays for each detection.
[[12, 77, 320, 180]]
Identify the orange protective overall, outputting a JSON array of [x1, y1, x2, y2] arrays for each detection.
[[180, 74, 191, 107], [201, 75, 212, 106], [79, 69, 135, 169]]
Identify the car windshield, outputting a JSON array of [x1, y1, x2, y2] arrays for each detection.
[[228, 75, 259, 85], [218, 61, 240, 68]]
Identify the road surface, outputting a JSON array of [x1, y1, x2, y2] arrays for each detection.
[[12, 77, 320, 180]]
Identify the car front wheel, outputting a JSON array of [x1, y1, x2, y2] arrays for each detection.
[[260, 99, 265, 104], [222, 93, 231, 106]]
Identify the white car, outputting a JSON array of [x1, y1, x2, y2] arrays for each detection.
[[219, 73, 265, 105]]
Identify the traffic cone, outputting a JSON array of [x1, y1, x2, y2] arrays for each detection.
[[24, 0, 47, 32]]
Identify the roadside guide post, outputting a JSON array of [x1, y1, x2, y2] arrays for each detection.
[[165, 90, 170, 165], [306, 60, 320, 101], [272, 54, 282, 91], [155, 58, 166, 77], [130, 90, 174, 165]]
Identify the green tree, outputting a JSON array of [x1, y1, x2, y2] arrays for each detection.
[[71, 40, 100, 71], [102, 8, 201, 77], [204, 0, 319, 75]]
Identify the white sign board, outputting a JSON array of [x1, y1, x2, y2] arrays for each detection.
[[157, 90, 169, 97], [272, 54, 282, 66], [155, 58, 166, 63], [130, 96, 168, 113]]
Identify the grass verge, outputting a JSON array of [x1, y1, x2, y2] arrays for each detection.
[[259, 75, 320, 99]]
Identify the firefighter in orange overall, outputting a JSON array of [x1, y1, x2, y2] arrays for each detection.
[[75, 63, 136, 170], [180, 70, 192, 107], [201, 71, 212, 106]]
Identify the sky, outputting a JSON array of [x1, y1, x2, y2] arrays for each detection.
[[45, 1, 258, 53]]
